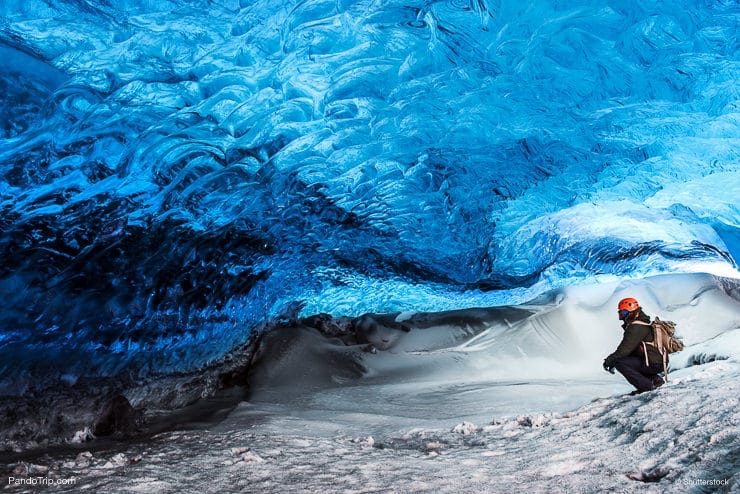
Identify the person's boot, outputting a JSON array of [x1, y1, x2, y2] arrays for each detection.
[[652, 376, 665, 388]]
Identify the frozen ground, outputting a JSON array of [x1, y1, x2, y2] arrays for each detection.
[[2, 361, 738, 493], [2, 273, 739, 493]]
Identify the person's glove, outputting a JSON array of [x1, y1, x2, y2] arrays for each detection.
[[603, 361, 615, 374]]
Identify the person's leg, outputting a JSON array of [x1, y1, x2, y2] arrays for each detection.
[[614, 356, 657, 392], [647, 364, 665, 387]]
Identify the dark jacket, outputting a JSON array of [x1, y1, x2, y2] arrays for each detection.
[[604, 313, 664, 367]]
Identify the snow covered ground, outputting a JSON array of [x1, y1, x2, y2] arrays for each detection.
[[2, 273, 739, 493], [2, 361, 738, 493]]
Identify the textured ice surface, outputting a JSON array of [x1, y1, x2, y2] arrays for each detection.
[[3, 361, 738, 492], [1, 1, 739, 384]]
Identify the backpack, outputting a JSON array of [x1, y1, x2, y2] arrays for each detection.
[[637, 317, 684, 381], [649, 317, 684, 355]]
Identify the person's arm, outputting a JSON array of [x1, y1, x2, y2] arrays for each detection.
[[604, 324, 649, 367]]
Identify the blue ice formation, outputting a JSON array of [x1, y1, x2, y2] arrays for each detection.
[[0, 0, 738, 387]]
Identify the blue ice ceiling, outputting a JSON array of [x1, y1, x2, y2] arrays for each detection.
[[0, 0, 738, 385]]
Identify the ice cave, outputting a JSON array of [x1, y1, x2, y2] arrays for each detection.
[[0, 0, 738, 492]]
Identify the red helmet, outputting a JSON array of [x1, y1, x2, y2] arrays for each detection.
[[617, 297, 640, 312]]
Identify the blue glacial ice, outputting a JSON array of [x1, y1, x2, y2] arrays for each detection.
[[0, 0, 738, 388]]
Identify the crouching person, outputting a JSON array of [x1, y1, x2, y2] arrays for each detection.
[[603, 297, 665, 395]]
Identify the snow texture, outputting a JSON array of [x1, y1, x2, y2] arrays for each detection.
[[2, 362, 738, 493], [0, 0, 739, 387]]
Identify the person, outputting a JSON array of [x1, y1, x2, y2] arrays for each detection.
[[603, 297, 665, 395]]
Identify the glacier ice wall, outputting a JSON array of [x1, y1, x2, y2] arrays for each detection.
[[0, 0, 738, 386]]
